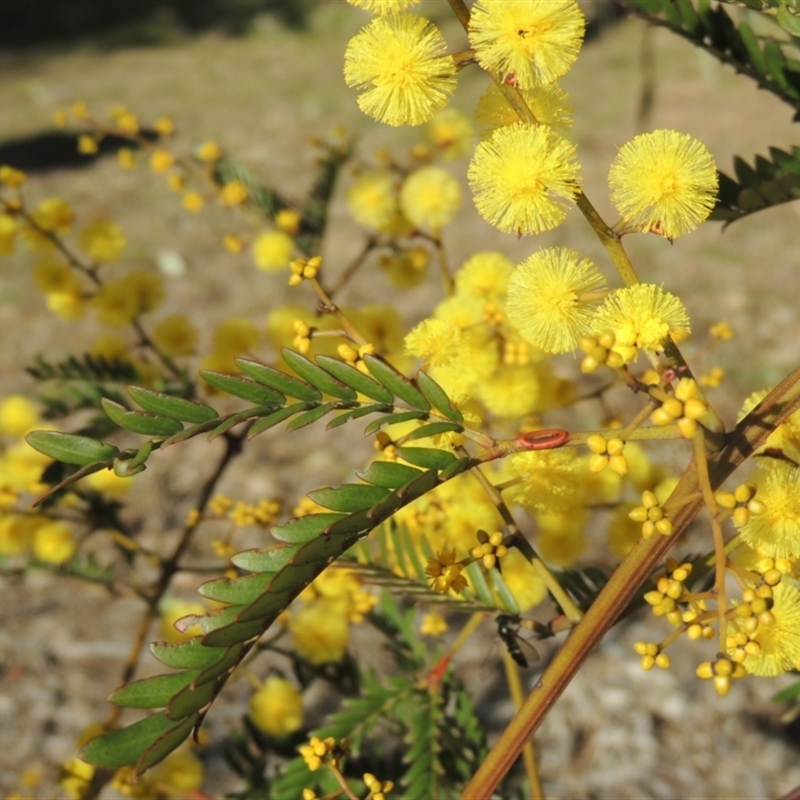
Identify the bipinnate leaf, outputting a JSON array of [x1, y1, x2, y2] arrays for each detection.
[[82, 711, 191, 768], [362, 354, 430, 411], [711, 145, 800, 223], [127, 387, 219, 424], [316, 355, 394, 403], [404, 421, 464, 441], [236, 357, 321, 401], [395, 447, 457, 471], [286, 403, 335, 431], [271, 513, 348, 543], [150, 638, 228, 669], [200, 371, 285, 406], [623, 0, 800, 109], [326, 403, 393, 430], [356, 461, 424, 489], [26, 430, 119, 466], [110, 670, 202, 709], [101, 399, 184, 437], [247, 402, 312, 437], [416, 371, 463, 422], [308, 484, 391, 512], [281, 349, 358, 401], [363, 410, 429, 435]]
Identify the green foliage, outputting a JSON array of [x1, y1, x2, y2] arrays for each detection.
[[711, 145, 800, 223], [624, 0, 800, 111]]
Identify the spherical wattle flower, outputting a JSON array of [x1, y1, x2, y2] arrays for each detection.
[[468, 123, 580, 236], [400, 165, 461, 230], [252, 230, 294, 272], [591, 283, 691, 362], [469, 0, 586, 89], [475, 82, 573, 138], [344, 13, 457, 126], [249, 676, 304, 737], [346, 169, 399, 231], [608, 129, 718, 239], [507, 247, 606, 354]]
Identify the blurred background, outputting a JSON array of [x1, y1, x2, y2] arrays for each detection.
[[1, 1, 800, 797]]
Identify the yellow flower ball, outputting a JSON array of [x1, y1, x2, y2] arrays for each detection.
[[0, 395, 40, 437], [152, 314, 199, 357], [289, 599, 350, 664], [249, 676, 304, 737], [79, 220, 126, 263], [253, 230, 295, 272], [84, 469, 134, 498], [159, 598, 207, 643], [400, 165, 461, 230], [46, 289, 87, 321], [212, 318, 260, 358], [148, 750, 204, 793], [346, 170, 399, 231], [32, 197, 74, 233], [33, 520, 76, 564]]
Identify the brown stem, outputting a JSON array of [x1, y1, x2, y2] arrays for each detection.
[[460, 363, 800, 798]]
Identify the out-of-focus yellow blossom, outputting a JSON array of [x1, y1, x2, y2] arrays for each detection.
[[400, 165, 461, 230], [32, 259, 79, 294], [0, 395, 39, 437], [154, 117, 175, 137], [46, 289, 87, 321], [1, 441, 52, 492], [504, 449, 583, 513], [89, 333, 130, 361], [249, 676, 304, 737], [223, 233, 244, 254], [149, 149, 175, 173], [420, 611, 448, 636], [0, 214, 17, 254], [196, 140, 223, 162], [78, 134, 98, 154], [253, 230, 295, 271], [182, 190, 205, 212], [346, 0, 423, 13], [405, 318, 462, 367], [289, 599, 350, 664], [91, 280, 140, 327], [475, 82, 574, 138], [0, 165, 27, 187], [148, 749, 204, 794], [117, 148, 136, 169], [0, 514, 42, 556], [32, 197, 74, 233], [84, 469, 134, 498], [425, 108, 474, 160], [79, 219, 126, 263], [58, 758, 95, 800], [275, 208, 302, 234], [535, 508, 587, 567], [152, 313, 199, 356], [212, 318, 260, 358], [219, 180, 249, 206], [159, 598, 207, 643], [121, 269, 165, 314], [33, 520, 76, 564], [346, 170, 399, 231]]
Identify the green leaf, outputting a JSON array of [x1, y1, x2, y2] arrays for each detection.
[[464, 562, 493, 606], [363, 410, 429, 436], [362, 354, 430, 411], [110, 670, 202, 709], [316, 356, 394, 403], [165, 675, 220, 720], [356, 461, 423, 489], [82, 711, 178, 768], [247, 402, 311, 437], [326, 403, 393, 430], [200, 371, 285, 406], [26, 430, 119, 466], [281, 349, 357, 401], [231, 544, 299, 573], [396, 467, 441, 502], [415, 371, 463, 422], [488, 569, 521, 615], [207, 405, 277, 441], [738, 22, 766, 76], [395, 447, 457, 471], [439, 455, 475, 480], [676, 0, 701, 35], [101, 399, 184, 437], [287, 402, 334, 431], [777, 2, 800, 37], [201, 616, 267, 647], [308, 484, 391, 512], [150, 638, 228, 670], [236, 358, 321, 401], [773, 680, 800, 703], [127, 387, 219, 424], [271, 513, 348, 543], [198, 570, 276, 604], [764, 40, 791, 90], [404, 421, 463, 441], [234, 588, 293, 624], [136, 714, 200, 775]]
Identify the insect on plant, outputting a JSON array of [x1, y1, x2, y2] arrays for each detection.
[[495, 613, 541, 669]]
